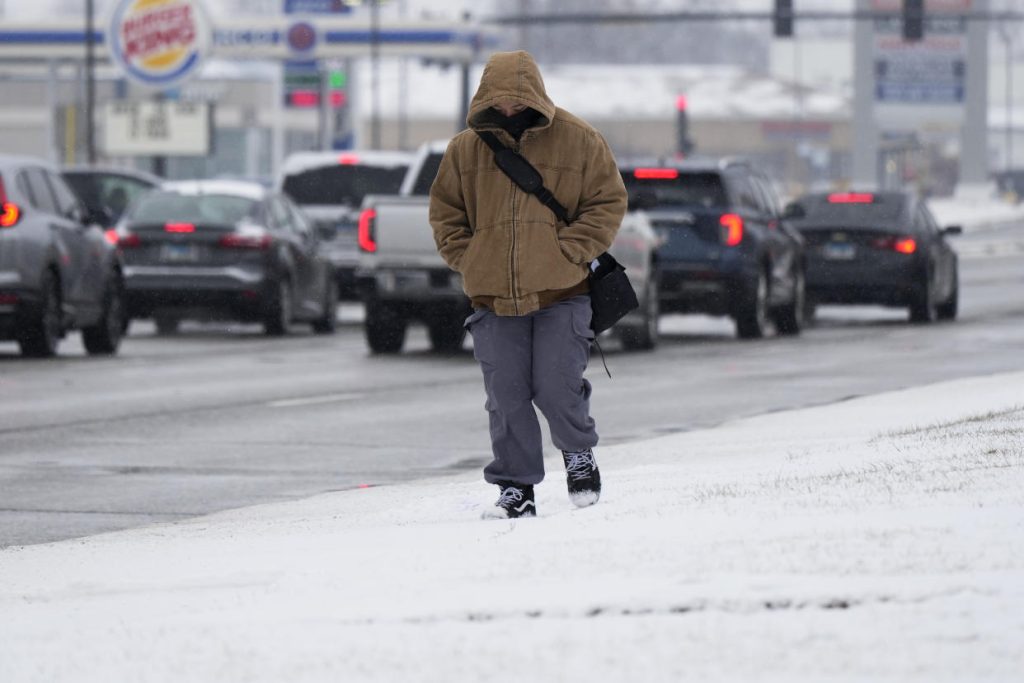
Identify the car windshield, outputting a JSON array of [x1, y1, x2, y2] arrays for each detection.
[[283, 165, 407, 206], [791, 194, 905, 227], [128, 191, 258, 225], [621, 170, 728, 209]]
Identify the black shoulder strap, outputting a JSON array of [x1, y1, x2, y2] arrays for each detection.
[[476, 131, 571, 224]]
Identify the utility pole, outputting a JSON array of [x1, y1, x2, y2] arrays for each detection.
[[961, 0, 990, 185], [85, 0, 97, 165], [370, 0, 381, 149]]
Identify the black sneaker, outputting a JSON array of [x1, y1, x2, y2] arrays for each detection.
[[562, 448, 601, 507], [481, 482, 536, 519]]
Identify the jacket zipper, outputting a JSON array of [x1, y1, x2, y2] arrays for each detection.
[[509, 135, 522, 315]]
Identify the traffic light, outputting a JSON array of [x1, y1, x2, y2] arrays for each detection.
[[903, 0, 924, 42], [774, 0, 793, 38], [676, 95, 694, 157]]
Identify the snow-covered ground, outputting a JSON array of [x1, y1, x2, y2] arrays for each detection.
[[1, 372, 1022, 682]]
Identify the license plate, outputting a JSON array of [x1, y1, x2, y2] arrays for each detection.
[[160, 243, 200, 263], [822, 243, 856, 260]]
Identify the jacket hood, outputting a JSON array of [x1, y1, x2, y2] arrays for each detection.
[[467, 51, 556, 132]]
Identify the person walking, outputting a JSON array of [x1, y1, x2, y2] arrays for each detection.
[[429, 50, 628, 519]]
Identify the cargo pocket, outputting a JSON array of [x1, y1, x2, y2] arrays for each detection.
[[570, 300, 595, 341], [463, 308, 489, 331]]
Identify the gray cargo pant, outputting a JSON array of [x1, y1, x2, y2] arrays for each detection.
[[464, 295, 598, 486]]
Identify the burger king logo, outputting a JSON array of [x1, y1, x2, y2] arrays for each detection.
[[109, 0, 211, 88]]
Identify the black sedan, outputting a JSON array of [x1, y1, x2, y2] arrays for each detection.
[[114, 180, 337, 336], [784, 191, 960, 323]]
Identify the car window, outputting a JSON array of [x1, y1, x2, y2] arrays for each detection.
[[410, 153, 444, 196], [269, 198, 295, 232], [63, 173, 154, 220], [283, 197, 312, 234], [620, 170, 728, 209], [24, 168, 59, 216], [45, 171, 83, 219], [128, 191, 258, 225], [282, 163, 408, 207], [918, 203, 940, 235], [749, 175, 779, 217], [726, 171, 762, 213]]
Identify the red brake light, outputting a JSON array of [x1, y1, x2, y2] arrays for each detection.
[[894, 237, 917, 254], [165, 222, 195, 233], [358, 208, 377, 253], [219, 231, 271, 250], [828, 192, 875, 204], [104, 229, 119, 246], [720, 213, 744, 246], [0, 177, 21, 228], [339, 153, 360, 165], [634, 168, 679, 180]]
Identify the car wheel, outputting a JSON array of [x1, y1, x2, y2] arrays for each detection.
[[18, 269, 62, 358], [154, 314, 180, 336], [82, 273, 126, 355], [936, 269, 958, 321], [365, 299, 406, 353], [427, 309, 467, 353], [772, 266, 804, 336], [311, 277, 339, 334], [908, 270, 937, 323], [264, 278, 292, 337], [619, 275, 659, 351], [735, 268, 769, 339]]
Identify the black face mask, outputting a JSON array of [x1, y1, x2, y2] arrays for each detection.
[[497, 107, 542, 140]]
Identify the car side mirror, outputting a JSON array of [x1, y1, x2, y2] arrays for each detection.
[[628, 190, 658, 212], [941, 225, 963, 236], [782, 202, 806, 219]]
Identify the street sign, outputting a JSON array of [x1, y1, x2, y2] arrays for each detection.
[[107, 0, 213, 89], [103, 101, 212, 156]]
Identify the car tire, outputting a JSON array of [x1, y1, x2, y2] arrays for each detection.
[[17, 269, 62, 358], [772, 267, 804, 336], [264, 278, 292, 337], [735, 268, 769, 339], [936, 269, 958, 321], [427, 310, 467, 353], [908, 270, 936, 324], [82, 272, 126, 356], [365, 299, 406, 353], [154, 314, 180, 336], [311, 277, 339, 335], [619, 275, 659, 351]]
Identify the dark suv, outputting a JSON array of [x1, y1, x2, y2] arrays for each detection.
[[0, 155, 126, 357], [620, 159, 806, 338]]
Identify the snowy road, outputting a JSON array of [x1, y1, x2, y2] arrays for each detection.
[[1, 250, 1022, 547]]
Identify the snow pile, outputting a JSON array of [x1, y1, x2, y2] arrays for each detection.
[[930, 183, 1024, 233], [1, 372, 1022, 682]]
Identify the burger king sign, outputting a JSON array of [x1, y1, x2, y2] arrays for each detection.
[[109, 0, 212, 89]]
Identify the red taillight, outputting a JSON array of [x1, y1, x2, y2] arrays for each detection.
[[828, 192, 875, 204], [106, 228, 140, 248], [219, 232, 271, 250], [165, 222, 195, 233], [104, 229, 119, 246], [0, 293, 18, 305], [894, 237, 917, 254], [719, 213, 744, 246], [0, 177, 21, 228], [339, 153, 360, 165], [358, 208, 377, 253], [0, 202, 20, 228], [633, 168, 679, 180]]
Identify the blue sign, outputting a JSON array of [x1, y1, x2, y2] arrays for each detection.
[[284, 0, 351, 13]]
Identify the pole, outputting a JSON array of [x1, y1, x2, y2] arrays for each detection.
[[960, 0, 989, 185], [370, 0, 381, 149], [85, 0, 96, 165], [852, 0, 878, 186], [1002, 25, 1013, 171]]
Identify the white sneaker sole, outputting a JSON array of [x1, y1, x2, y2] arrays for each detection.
[[481, 502, 536, 520]]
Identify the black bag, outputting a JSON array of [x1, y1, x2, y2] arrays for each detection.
[[476, 131, 638, 333]]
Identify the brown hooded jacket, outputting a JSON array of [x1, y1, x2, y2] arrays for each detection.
[[428, 51, 628, 316]]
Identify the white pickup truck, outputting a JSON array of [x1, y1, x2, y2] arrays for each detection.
[[356, 140, 662, 353]]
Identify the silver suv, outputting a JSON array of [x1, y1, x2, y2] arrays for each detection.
[[0, 155, 126, 357]]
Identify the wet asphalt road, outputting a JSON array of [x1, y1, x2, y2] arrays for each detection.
[[1, 243, 1022, 547]]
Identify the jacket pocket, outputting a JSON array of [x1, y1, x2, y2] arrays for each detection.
[[459, 225, 509, 297], [517, 220, 587, 293]]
